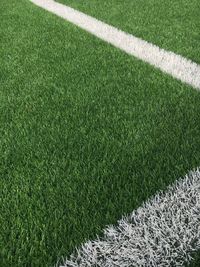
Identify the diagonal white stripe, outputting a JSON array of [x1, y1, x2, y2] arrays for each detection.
[[30, 0, 200, 90], [60, 169, 200, 266]]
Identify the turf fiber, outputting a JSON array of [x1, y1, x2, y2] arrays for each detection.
[[1, 0, 200, 266], [57, 0, 200, 64]]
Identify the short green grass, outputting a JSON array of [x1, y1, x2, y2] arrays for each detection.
[[57, 0, 200, 64], [1, 1, 200, 266]]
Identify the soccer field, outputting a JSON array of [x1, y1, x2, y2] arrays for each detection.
[[1, 0, 200, 266]]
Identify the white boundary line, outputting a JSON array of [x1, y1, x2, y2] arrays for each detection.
[[60, 169, 200, 266], [30, 0, 200, 90]]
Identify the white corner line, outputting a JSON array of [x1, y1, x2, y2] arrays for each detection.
[[30, 0, 200, 90], [60, 169, 200, 266]]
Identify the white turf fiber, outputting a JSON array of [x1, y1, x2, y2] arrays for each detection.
[[30, 0, 200, 90], [61, 169, 200, 266]]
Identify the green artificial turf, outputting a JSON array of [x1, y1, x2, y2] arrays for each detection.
[[57, 0, 200, 64], [1, 0, 200, 266]]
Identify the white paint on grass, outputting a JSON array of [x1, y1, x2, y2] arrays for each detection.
[[60, 169, 200, 266], [30, 0, 200, 90]]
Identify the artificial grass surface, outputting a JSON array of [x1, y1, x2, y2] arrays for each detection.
[[1, 0, 200, 266], [57, 0, 200, 64]]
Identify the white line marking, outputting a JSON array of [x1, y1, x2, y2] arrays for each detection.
[[60, 169, 200, 266], [30, 0, 200, 90]]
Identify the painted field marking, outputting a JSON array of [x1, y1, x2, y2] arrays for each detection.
[[30, 0, 200, 90], [61, 169, 200, 266]]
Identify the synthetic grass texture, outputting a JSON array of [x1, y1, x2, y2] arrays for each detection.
[[1, 0, 200, 266], [62, 170, 200, 267], [57, 0, 200, 64]]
